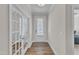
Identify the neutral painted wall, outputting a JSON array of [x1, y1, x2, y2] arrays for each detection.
[[0, 4, 9, 55], [48, 4, 74, 55], [65, 5, 74, 55], [48, 4, 66, 55]]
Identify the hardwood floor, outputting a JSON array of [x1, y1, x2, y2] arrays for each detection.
[[74, 44, 79, 55], [25, 42, 54, 55]]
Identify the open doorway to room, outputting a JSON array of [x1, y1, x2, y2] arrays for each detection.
[[73, 5, 79, 55]]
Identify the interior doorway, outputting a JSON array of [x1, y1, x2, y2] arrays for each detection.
[[73, 7, 79, 55]]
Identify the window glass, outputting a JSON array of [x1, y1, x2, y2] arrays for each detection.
[[36, 18, 44, 35]]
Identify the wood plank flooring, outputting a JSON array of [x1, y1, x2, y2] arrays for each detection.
[[25, 42, 54, 55]]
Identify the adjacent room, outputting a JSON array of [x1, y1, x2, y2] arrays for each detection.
[[73, 5, 79, 55]]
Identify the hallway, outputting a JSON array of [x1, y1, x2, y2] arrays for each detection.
[[25, 42, 54, 55], [0, 4, 75, 55]]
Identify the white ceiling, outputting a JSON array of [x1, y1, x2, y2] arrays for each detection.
[[31, 4, 54, 14]]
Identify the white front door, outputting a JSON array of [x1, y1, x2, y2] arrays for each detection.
[[33, 16, 48, 42]]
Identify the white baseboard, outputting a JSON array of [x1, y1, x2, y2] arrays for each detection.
[[48, 40, 57, 55]]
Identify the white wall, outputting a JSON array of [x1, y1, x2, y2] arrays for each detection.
[[48, 4, 74, 55], [48, 4, 66, 55], [65, 5, 74, 55], [0, 4, 9, 54]]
